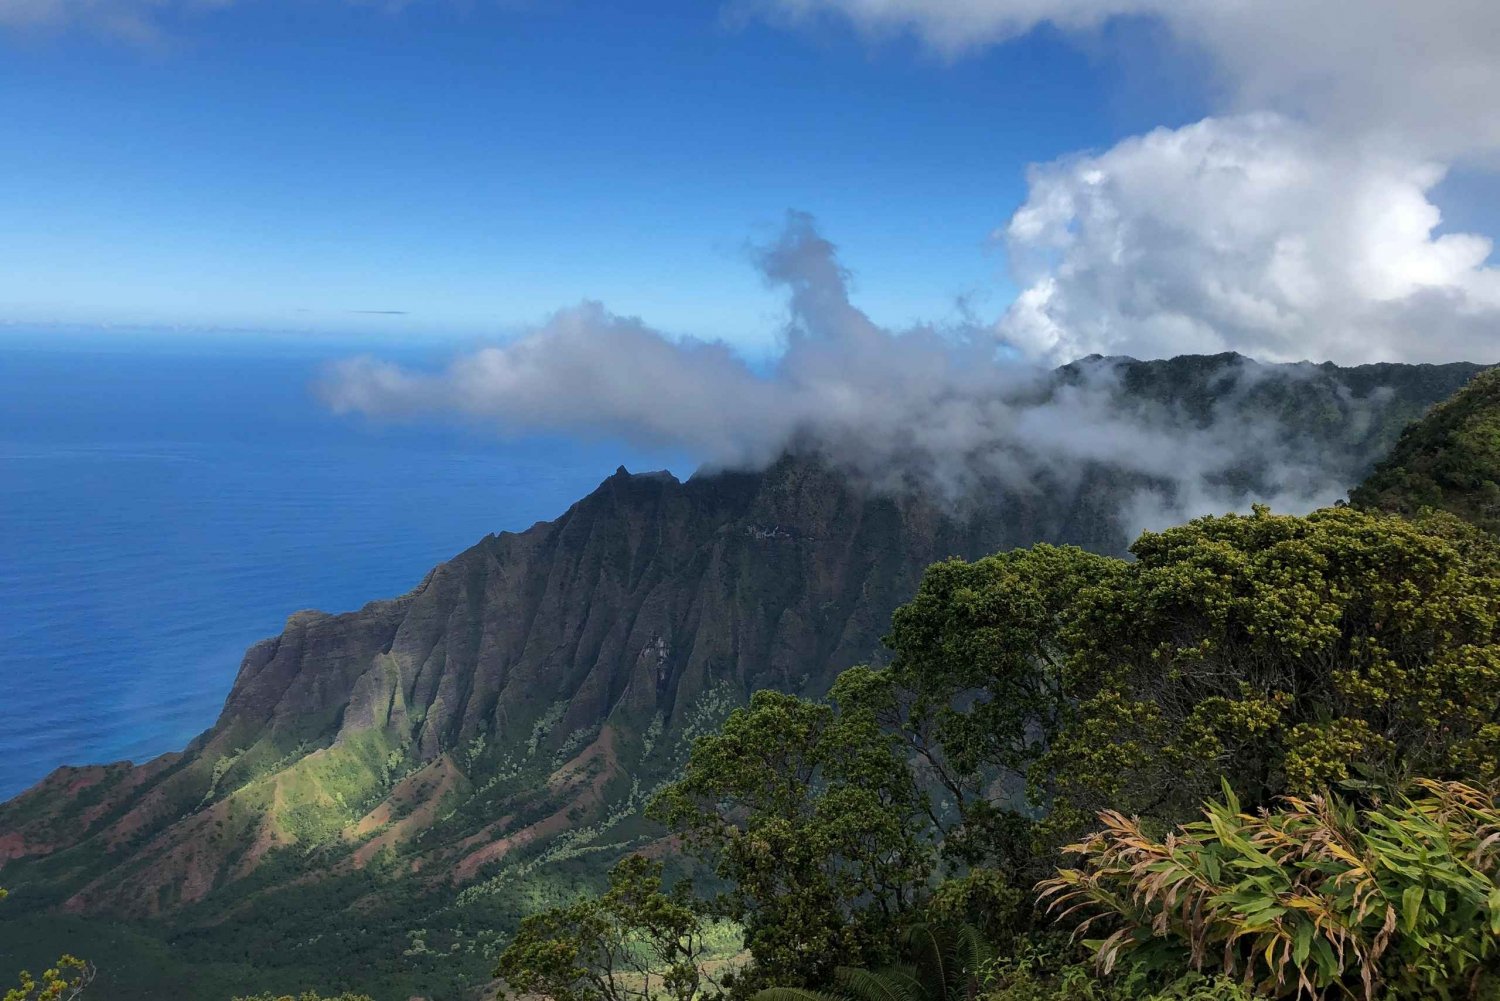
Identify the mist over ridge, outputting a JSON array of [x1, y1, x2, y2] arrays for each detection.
[[322, 212, 1469, 536]]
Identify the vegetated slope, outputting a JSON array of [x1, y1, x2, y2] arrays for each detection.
[[1351, 366, 1500, 532], [0, 353, 1482, 1000]]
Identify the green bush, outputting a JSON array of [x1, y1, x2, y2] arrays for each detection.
[[985, 963, 1248, 1001], [1040, 780, 1500, 999]]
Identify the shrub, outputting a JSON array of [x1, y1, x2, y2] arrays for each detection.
[[1039, 780, 1500, 999]]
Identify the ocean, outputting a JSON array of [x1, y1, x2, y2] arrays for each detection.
[[0, 333, 686, 800]]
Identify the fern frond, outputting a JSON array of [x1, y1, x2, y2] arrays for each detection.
[[900, 923, 949, 999], [834, 966, 918, 1001]]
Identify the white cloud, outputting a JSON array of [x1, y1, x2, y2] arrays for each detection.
[[755, 0, 1500, 365], [0, 0, 378, 39], [323, 211, 1395, 528], [323, 302, 792, 462], [998, 114, 1500, 364], [752, 0, 1148, 57], [322, 213, 1030, 485]]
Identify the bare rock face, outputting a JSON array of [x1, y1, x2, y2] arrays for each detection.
[[0, 354, 1485, 992]]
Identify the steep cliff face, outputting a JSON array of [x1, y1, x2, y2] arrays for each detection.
[[0, 354, 1485, 997], [0, 456, 1120, 914]]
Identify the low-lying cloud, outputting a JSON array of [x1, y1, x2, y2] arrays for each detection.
[[322, 212, 1393, 534], [322, 214, 1026, 479]]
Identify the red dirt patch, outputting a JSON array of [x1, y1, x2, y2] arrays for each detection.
[[0, 832, 35, 862], [452, 726, 621, 883], [346, 755, 464, 869]]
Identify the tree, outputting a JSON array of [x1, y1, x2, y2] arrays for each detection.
[[1041, 505, 1500, 841], [497, 495, 1500, 1001], [650, 684, 934, 991], [1040, 779, 1500, 1000], [2, 959, 94, 1001], [873, 544, 1119, 877], [494, 854, 718, 1001]]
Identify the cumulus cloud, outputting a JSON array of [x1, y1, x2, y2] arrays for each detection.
[[753, 0, 1500, 366], [999, 114, 1500, 364], [323, 212, 1390, 531]]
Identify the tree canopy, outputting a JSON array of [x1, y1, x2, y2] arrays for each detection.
[[495, 855, 717, 1001], [872, 505, 1500, 856], [647, 684, 934, 991]]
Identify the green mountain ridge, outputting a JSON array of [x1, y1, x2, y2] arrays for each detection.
[[0, 353, 1487, 1000], [1351, 366, 1500, 532]]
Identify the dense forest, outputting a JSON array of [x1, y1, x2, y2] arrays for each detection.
[[7, 367, 1500, 1001]]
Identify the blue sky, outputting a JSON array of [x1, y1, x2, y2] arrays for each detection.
[[0, 1, 1214, 352]]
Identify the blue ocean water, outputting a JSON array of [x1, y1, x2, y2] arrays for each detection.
[[0, 334, 687, 800]]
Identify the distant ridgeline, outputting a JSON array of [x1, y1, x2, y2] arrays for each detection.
[[0, 353, 1487, 1001]]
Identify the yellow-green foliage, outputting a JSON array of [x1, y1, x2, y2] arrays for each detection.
[[2, 957, 93, 1001], [876, 505, 1500, 872], [264, 728, 407, 844], [230, 993, 374, 1001], [1040, 780, 1500, 1000], [199, 728, 411, 848]]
